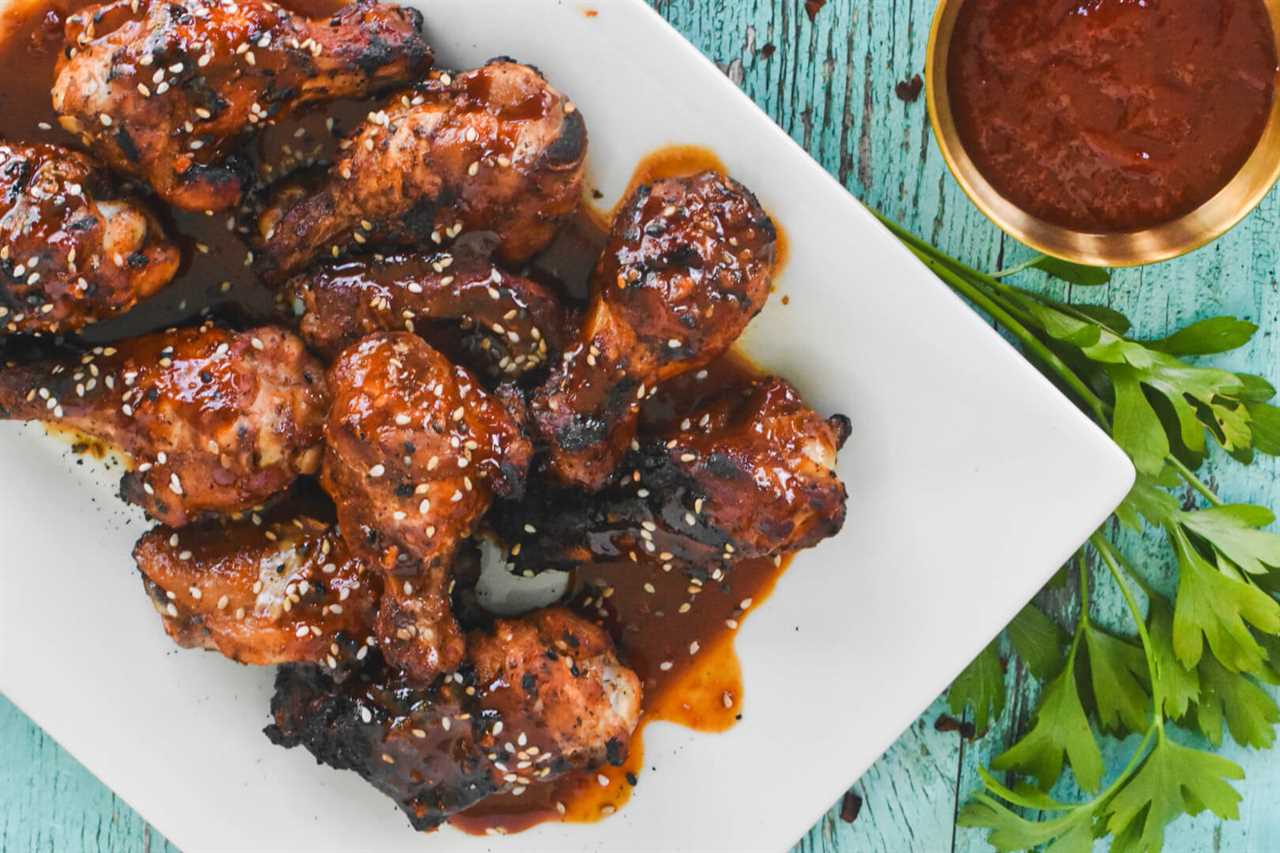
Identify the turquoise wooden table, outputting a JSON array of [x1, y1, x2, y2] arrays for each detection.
[[5, 0, 1280, 849]]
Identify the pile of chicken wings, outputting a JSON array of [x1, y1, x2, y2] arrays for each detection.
[[0, 0, 850, 831]]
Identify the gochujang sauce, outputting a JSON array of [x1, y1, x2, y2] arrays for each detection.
[[0, 5, 798, 835], [947, 0, 1279, 232]]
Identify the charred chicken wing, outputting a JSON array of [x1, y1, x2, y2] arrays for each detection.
[[0, 142, 179, 334], [323, 332, 532, 682], [259, 60, 586, 277], [133, 508, 378, 666], [503, 377, 849, 572], [52, 0, 431, 211], [531, 171, 776, 490], [281, 252, 567, 377], [265, 607, 641, 830], [0, 324, 328, 526]]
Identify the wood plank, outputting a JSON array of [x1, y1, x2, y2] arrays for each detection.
[[0, 697, 179, 852]]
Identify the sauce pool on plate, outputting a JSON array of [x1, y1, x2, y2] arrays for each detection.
[[0, 0, 798, 835], [947, 0, 1279, 233]]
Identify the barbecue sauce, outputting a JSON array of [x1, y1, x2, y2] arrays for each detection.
[[947, 0, 1279, 233], [0, 2, 795, 835]]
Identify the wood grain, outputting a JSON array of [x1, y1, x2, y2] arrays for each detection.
[[4, 0, 1280, 850]]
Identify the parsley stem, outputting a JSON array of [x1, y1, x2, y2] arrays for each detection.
[[1165, 454, 1225, 506], [990, 254, 1047, 279], [1077, 551, 1091, 627], [1091, 533, 1165, 734], [873, 212, 1112, 426]]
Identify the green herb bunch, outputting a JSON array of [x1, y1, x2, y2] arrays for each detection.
[[875, 212, 1280, 852]]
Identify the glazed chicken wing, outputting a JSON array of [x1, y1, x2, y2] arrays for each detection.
[[52, 0, 431, 212], [323, 332, 532, 682], [0, 142, 179, 335], [259, 60, 586, 278], [133, 507, 378, 667], [531, 171, 776, 490], [469, 608, 642, 774], [281, 251, 567, 377], [0, 324, 328, 526], [265, 607, 641, 831], [503, 377, 849, 572]]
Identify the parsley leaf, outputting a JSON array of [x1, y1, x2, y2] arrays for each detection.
[[1103, 737, 1244, 852], [1148, 317, 1259, 356], [1170, 526, 1280, 673], [992, 643, 1104, 792], [1194, 653, 1280, 749], [1008, 603, 1067, 680], [1115, 472, 1180, 531], [1031, 256, 1112, 287], [1109, 365, 1170, 475], [1147, 595, 1201, 720], [1178, 504, 1280, 577], [959, 791, 1095, 853], [1084, 625, 1151, 735], [947, 639, 1005, 732]]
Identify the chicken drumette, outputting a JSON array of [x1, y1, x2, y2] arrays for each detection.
[[0, 324, 328, 526], [531, 171, 777, 490], [281, 252, 568, 378], [52, 0, 431, 212], [133, 505, 378, 667], [501, 376, 849, 572], [259, 60, 586, 278], [0, 142, 179, 335], [323, 332, 532, 683], [265, 607, 642, 830]]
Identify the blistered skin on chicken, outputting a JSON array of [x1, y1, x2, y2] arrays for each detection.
[[52, 0, 431, 212], [0, 143, 179, 335], [323, 332, 533, 683], [469, 608, 642, 774], [259, 60, 586, 277], [531, 171, 776, 490], [134, 511, 378, 667], [265, 607, 642, 830], [502, 377, 849, 573], [0, 324, 328, 526], [282, 252, 567, 378]]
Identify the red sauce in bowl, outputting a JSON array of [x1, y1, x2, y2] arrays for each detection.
[[947, 0, 1279, 233]]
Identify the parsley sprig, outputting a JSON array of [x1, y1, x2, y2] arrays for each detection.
[[873, 211, 1280, 851]]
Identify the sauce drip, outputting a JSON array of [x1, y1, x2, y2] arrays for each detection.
[[0, 3, 796, 835], [947, 0, 1279, 232]]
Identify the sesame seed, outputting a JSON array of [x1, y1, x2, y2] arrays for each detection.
[[689, 641, 700, 655], [597, 774, 609, 787], [99, 113, 112, 126], [368, 464, 385, 477]]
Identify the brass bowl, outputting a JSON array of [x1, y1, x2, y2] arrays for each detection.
[[925, 0, 1280, 267]]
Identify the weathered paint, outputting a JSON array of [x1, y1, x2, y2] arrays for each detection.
[[5, 1, 1280, 850]]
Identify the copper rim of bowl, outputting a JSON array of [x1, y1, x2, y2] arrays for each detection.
[[925, 0, 1280, 268]]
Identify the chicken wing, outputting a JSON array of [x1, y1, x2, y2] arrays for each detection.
[[0, 142, 179, 335], [265, 607, 641, 831], [531, 171, 776, 490], [281, 252, 568, 378], [0, 323, 328, 526], [323, 332, 532, 682], [133, 506, 378, 667], [501, 376, 849, 572], [468, 608, 642, 775], [52, 0, 430, 212], [259, 60, 586, 278]]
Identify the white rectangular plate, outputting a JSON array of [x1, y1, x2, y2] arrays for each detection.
[[0, 0, 1135, 850]]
